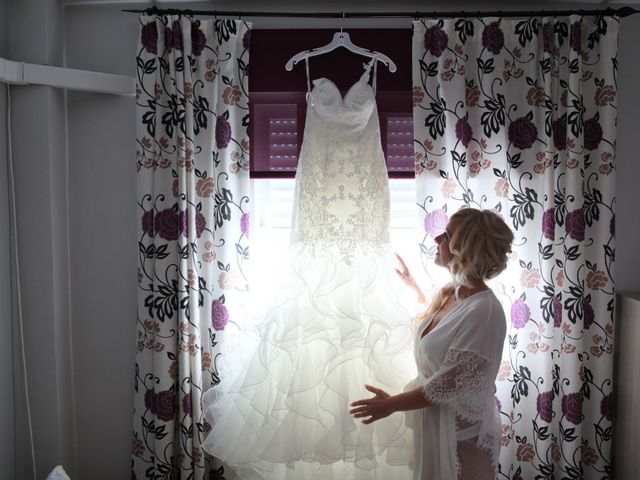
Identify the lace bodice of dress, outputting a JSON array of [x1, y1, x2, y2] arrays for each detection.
[[290, 59, 390, 263]]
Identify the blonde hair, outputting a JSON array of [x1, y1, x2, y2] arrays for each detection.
[[418, 208, 514, 322]]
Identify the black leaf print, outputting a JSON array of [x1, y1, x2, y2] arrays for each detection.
[[419, 60, 439, 78], [560, 424, 578, 444], [539, 58, 551, 75], [175, 55, 184, 73], [514, 18, 539, 47], [552, 364, 560, 395], [477, 57, 495, 74], [216, 19, 238, 44], [162, 94, 186, 137], [451, 150, 467, 168], [153, 280, 180, 321], [564, 286, 584, 324], [584, 188, 603, 227], [507, 152, 523, 169], [425, 99, 447, 139], [454, 19, 475, 44], [193, 95, 210, 135], [533, 420, 550, 441], [587, 17, 608, 49], [509, 188, 537, 230], [213, 188, 233, 228], [142, 100, 156, 137], [480, 95, 505, 137]]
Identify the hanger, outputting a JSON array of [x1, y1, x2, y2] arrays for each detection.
[[284, 31, 397, 73]]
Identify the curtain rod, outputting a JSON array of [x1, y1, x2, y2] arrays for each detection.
[[123, 6, 639, 19]]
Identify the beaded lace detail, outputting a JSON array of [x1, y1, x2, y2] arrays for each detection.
[[290, 60, 390, 263], [421, 348, 500, 478]]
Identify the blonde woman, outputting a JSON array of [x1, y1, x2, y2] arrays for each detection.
[[350, 208, 514, 480]]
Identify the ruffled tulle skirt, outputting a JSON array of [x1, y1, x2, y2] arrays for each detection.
[[202, 245, 417, 479]]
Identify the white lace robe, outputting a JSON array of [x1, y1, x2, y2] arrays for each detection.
[[409, 289, 506, 480]]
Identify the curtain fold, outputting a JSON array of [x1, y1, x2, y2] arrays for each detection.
[[412, 16, 617, 478], [132, 16, 251, 479]]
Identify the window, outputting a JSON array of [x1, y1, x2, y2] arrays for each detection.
[[249, 29, 414, 178], [248, 29, 423, 285]]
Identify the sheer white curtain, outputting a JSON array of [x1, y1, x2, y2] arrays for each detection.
[[132, 16, 251, 479], [412, 16, 617, 478]]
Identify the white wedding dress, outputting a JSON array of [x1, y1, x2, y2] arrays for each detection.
[[202, 58, 416, 480]]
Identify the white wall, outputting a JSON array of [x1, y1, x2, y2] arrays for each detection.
[[4, 1, 640, 478], [614, 14, 640, 290], [7, 1, 76, 478], [64, 6, 139, 479], [0, 1, 16, 479]]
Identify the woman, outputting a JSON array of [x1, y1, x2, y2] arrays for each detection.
[[350, 208, 514, 479]]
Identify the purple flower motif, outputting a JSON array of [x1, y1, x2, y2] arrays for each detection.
[[242, 30, 251, 50], [145, 388, 156, 413], [482, 22, 505, 55], [183, 392, 192, 417], [142, 210, 155, 237], [191, 23, 207, 56], [565, 208, 585, 242], [455, 117, 473, 148], [553, 295, 562, 328], [495, 396, 502, 412], [600, 394, 613, 422], [570, 21, 582, 53], [537, 391, 554, 423], [543, 22, 554, 53], [179, 210, 206, 238], [583, 299, 594, 329], [552, 118, 567, 151], [155, 389, 176, 422], [562, 392, 583, 425], [542, 208, 555, 240], [508, 117, 538, 150], [212, 299, 229, 331], [584, 116, 603, 151], [423, 209, 449, 237], [511, 299, 530, 329], [215, 116, 232, 149], [165, 21, 183, 52], [154, 208, 180, 241], [424, 25, 448, 57], [240, 212, 250, 237], [141, 22, 158, 54]]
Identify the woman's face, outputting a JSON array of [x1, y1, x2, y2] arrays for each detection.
[[434, 220, 456, 268]]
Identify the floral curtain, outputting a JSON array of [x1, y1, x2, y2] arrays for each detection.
[[412, 16, 617, 479], [132, 16, 251, 479]]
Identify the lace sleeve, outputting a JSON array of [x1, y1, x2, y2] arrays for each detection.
[[421, 349, 491, 405]]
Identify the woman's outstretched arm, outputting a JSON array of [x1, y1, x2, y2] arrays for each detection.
[[349, 384, 432, 424], [395, 254, 426, 304]]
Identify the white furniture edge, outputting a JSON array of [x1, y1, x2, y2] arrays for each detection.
[[0, 56, 135, 96]]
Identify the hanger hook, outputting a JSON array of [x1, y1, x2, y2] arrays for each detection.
[[341, 11, 345, 33]]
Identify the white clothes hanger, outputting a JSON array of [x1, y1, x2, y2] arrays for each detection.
[[285, 20, 397, 73]]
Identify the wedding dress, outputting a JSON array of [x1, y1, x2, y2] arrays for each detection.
[[202, 57, 416, 480]]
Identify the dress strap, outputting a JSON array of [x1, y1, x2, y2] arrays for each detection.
[[360, 57, 378, 95], [304, 55, 311, 99], [372, 56, 378, 95]]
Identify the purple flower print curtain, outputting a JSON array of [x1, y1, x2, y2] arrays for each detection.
[[412, 16, 617, 479], [132, 16, 251, 479]]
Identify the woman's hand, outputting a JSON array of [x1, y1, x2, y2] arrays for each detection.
[[349, 385, 394, 424], [395, 254, 426, 304]]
